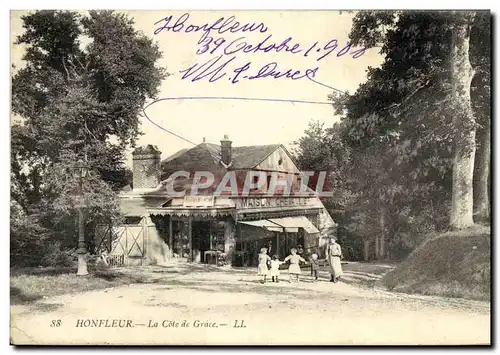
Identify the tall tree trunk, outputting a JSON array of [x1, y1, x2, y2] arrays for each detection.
[[449, 14, 477, 230], [474, 117, 490, 224], [379, 210, 386, 259], [363, 239, 370, 261], [374, 234, 380, 260]]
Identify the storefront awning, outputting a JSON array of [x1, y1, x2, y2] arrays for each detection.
[[238, 219, 283, 232], [239, 216, 320, 234], [267, 216, 320, 234]]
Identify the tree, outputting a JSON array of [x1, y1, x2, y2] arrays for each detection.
[[11, 10, 165, 264], [448, 12, 476, 230], [292, 121, 352, 210], [470, 12, 491, 224], [340, 10, 490, 230]]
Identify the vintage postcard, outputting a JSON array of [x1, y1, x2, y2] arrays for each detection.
[[10, 9, 491, 346]]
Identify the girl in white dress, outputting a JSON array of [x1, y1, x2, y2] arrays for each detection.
[[257, 248, 271, 283], [284, 248, 306, 283], [269, 255, 284, 283]]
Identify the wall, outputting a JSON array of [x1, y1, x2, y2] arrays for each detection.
[[145, 216, 171, 265], [107, 217, 170, 266], [303, 214, 320, 252], [224, 220, 236, 264], [133, 155, 160, 189], [316, 208, 337, 257], [255, 146, 300, 173]]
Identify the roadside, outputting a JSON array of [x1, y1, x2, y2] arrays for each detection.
[[10, 266, 152, 305], [10, 262, 490, 345], [10, 261, 393, 305]]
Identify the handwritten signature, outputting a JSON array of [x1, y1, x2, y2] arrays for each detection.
[[179, 55, 318, 84]]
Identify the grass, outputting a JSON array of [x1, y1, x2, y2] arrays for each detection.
[[10, 266, 152, 305], [383, 225, 491, 301], [10, 263, 227, 306]]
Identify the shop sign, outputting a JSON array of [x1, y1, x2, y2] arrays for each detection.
[[183, 196, 215, 207], [236, 197, 311, 209]]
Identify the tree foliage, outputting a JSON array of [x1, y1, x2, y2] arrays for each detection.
[[295, 10, 490, 260], [11, 10, 165, 265]]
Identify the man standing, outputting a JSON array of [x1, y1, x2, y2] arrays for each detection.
[[326, 237, 343, 283]]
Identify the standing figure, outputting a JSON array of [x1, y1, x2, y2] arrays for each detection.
[[326, 237, 343, 283], [284, 248, 306, 283], [297, 244, 304, 257], [310, 253, 320, 281], [269, 255, 284, 283], [257, 247, 271, 283]]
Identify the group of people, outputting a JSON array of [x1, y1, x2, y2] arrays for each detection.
[[257, 237, 344, 284]]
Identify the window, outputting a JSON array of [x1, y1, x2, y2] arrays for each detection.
[[251, 175, 259, 191]]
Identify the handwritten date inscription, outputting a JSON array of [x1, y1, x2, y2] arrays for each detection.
[[154, 13, 366, 85]]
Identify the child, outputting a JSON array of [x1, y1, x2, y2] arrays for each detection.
[[310, 253, 320, 281], [284, 248, 306, 283], [257, 247, 271, 283], [269, 255, 284, 283]]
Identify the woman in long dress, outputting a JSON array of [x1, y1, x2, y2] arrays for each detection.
[[326, 238, 343, 283]]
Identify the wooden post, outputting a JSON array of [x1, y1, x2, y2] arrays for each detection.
[[276, 233, 279, 258], [108, 223, 112, 253], [209, 221, 213, 251], [188, 215, 193, 262], [240, 223, 244, 266], [142, 216, 148, 266], [125, 223, 129, 266], [168, 217, 173, 257]]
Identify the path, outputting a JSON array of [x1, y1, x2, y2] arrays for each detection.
[[10, 263, 491, 345]]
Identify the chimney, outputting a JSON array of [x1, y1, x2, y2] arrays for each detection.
[[202, 137, 206, 143], [132, 145, 161, 190], [220, 134, 232, 166]]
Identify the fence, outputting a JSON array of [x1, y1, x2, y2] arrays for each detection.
[[94, 220, 147, 267]]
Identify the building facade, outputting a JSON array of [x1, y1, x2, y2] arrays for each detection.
[[95, 137, 337, 267]]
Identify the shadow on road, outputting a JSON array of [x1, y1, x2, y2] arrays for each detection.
[[10, 287, 42, 305]]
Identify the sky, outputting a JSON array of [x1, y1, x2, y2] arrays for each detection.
[[10, 10, 384, 167]]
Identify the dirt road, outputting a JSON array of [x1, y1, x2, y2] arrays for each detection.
[[10, 263, 490, 345]]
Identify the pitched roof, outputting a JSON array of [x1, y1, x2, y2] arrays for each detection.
[[160, 143, 221, 179], [162, 148, 190, 164], [160, 142, 281, 178], [232, 144, 281, 169]]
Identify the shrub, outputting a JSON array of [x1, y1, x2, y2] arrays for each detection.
[[383, 225, 491, 300], [40, 242, 77, 267], [10, 202, 49, 267]]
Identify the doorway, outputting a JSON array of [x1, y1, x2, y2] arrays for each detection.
[[277, 232, 305, 259], [192, 221, 211, 263]]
